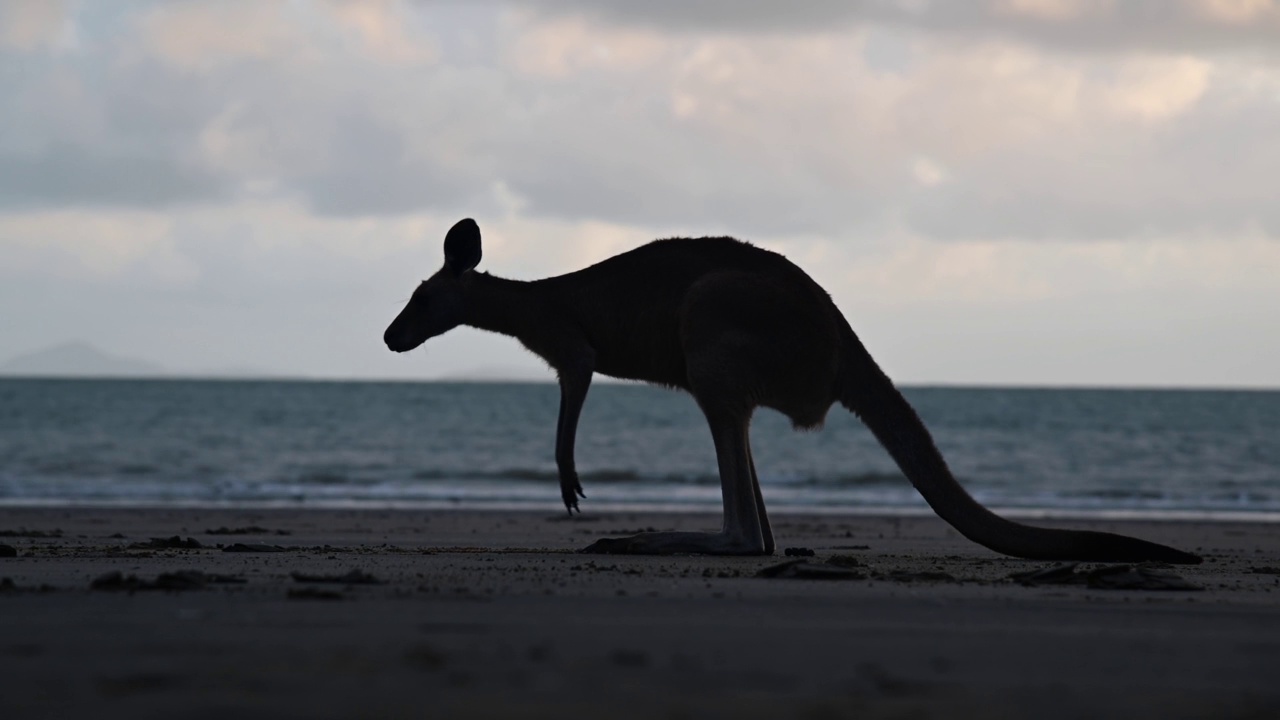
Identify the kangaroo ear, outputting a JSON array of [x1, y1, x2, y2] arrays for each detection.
[[443, 218, 482, 275]]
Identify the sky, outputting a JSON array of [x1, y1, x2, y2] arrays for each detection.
[[1, 0, 1278, 387]]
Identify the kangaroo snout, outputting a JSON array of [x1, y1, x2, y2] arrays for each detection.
[[383, 324, 414, 353]]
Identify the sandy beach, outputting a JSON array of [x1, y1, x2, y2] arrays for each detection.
[[2, 506, 1278, 719]]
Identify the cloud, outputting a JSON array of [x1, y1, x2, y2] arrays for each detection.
[[138, 1, 300, 71], [0, 208, 185, 282], [0, 142, 226, 211], [0, 0, 69, 52], [528, 0, 1280, 52], [3, 1, 1279, 240], [0, 1, 1272, 387], [498, 18, 1280, 240], [901, 52, 1280, 240]]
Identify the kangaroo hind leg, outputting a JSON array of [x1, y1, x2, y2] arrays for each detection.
[[580, 409, 770, 556], [580, 274, 781, 556], [582, 337, 771, 557], [746, 441, 774, 555]]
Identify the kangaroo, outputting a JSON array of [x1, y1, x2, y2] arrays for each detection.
[[384, 218, 1201, 563]]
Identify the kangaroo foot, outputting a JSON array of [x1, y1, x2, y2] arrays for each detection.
[[580, 531, 769, 556]]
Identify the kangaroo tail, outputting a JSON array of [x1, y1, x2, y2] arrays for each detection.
[[836, 327, 1201, 564]]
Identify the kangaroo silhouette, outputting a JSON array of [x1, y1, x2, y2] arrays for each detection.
[[385, 218, 1200, 563]]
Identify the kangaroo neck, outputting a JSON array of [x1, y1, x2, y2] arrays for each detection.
[[461, 272, 539, 337], [461, 271, 577, 363]]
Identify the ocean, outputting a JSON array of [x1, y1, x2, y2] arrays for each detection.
[[1, 378, 1278, 520]]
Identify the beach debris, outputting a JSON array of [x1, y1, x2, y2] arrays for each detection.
[[221, 542, 287, 553], [0, 528, 62, 538], [289, 569, 384, 585], [761, 557, 975, 583], [127, 536, 203, 550], [1010, 563, 1201, 591], [757, 559, 866, 580], [602, 527, 658, 535], [286, 587, 344, 600], [90, 570, 246, 592], [784, 547, 815, 557], [205, 526, 291, 536], [1, 577, 56, 594], [0, 544, 16, 558], [885, 570, 957, 583], [571, 561, 626, 575], [1087, 565, 1202, 591], [1249, 566, 1280, 575], [1010, 563, 1082, 586]]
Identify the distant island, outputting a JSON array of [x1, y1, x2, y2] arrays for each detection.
[[0, 342, 281, 380], [0, 342, 574, 383], [0, 341, 166, 378]]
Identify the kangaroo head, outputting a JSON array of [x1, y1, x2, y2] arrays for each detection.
[[384, 218, 483, 353]]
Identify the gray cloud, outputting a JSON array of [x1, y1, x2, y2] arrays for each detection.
[[294, 113, 483, 217], [529, 0, 1280, 53], [2, 3, 1277, 388], [0, 142, 225, 210], [499, 129, 891, 237], [1, 50, 233, 209], [905, 84, 1280, 240], [3, 1, 1279, 242]]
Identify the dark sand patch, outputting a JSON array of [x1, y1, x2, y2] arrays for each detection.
[[127, 536, 203, 550], [290, 569, 383, 585]]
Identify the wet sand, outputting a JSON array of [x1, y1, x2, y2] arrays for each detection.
[[2, 506, 1278, 719]]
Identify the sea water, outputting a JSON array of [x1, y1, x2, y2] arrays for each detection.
[[1, 378, 1278, 520]]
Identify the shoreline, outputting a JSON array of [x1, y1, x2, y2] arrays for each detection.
[[4, 499, 1278, 525], [4, 374, 1279, 391], [3, 506, 1279, 718]]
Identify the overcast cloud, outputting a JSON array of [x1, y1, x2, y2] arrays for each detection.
[[1, 0, 1277, 387], [533, 0, 1280, 51]]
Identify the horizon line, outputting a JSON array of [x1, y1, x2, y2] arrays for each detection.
[[0, 372, 1276, 393]]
